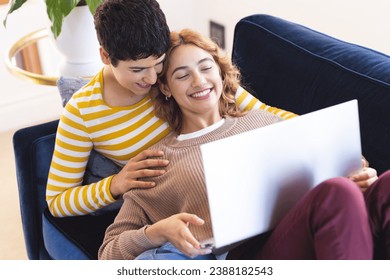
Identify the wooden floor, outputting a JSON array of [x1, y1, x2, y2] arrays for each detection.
[[0, 129, 28, 259]]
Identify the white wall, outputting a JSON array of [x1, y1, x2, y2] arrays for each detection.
[[159, 0, 390, 56], [1, 0, 390, 132]]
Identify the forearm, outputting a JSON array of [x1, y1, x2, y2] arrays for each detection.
[[46, 175, 116, 217], [99, 199, 157, 260], [99, 225, 156, 260], [46, 117, 117, 217]]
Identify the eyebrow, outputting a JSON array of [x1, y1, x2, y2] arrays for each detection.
[[171, 57, 214, 76]]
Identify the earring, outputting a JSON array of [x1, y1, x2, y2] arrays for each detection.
[[165, 95, 170, 101]]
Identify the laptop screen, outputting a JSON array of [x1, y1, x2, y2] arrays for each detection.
[[200, 100, 361, 249]]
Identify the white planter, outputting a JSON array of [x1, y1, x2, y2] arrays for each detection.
[[51, 5, 102, 77]]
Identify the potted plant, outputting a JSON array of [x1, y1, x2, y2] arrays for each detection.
[[3, 0, 103, 38], [4, 0, 104, 77]]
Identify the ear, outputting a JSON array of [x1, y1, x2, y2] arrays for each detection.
[[159, 82, 172, 98], [100, 47, 110, 65]]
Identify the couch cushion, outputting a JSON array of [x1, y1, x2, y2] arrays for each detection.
[[41, 148, 121, 259], [42, 208, 118, 259], [232, 14, 390, 174], [56, 76, 89, 106]]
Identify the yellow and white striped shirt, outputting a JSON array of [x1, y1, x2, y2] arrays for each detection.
[[235, 86, 297, 120], [46, 69, 297, 217]]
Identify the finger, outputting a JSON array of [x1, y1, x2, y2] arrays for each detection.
[[367, 167, 378, 178], [182, 217, 206, 250], [126, 159, 169, 172], [182, 241, 212, 258], [361, 157, 369, 168], [134, 168, 167, 178], [131, 150, 165, 162], [350, 168, 377, 182], [129, 180, 157, 189], [197, 247, 213, 256], [355, 176, 378, 189], [178, 213, 205, 226], [140, 158, 170, 168]]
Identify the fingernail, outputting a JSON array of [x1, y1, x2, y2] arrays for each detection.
[[204, 249, 212, 254]]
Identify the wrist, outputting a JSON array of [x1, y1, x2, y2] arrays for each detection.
[[109, 174, 121, 199], [145, 223, 166, 246]]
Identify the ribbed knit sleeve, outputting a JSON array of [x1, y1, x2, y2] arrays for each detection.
[[98, 194, 157, 260], [46, 91, 117, 217]]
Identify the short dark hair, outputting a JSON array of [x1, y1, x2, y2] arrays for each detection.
[[94, 0, 170, 66]]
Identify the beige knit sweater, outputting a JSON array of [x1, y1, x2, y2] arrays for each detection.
[[98, 110, 283, 259]]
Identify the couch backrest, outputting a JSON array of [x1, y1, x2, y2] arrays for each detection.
[[232, 14, 390, 174]]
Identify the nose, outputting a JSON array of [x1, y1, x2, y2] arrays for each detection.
[[192, 72, 207, 88], [143, 68, 158, 85]]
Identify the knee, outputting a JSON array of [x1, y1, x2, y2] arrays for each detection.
[[317, 177, 361, 198], [314, 177, 364, 209], [365, 169, 390, 202], [373, 170, 390, 191]]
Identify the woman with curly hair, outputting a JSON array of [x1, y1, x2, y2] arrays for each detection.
[[99, 29, 386, 260]]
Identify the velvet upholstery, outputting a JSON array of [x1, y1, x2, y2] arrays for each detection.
[[13, 14, 390, 260], [13, 120, 121, 260], [13, 120, 58, 259], [232, 14, 390, 175]]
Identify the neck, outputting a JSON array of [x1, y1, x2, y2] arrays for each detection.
[[181, 113, 223, 134]]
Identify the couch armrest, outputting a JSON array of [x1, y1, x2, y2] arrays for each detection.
[[13, 120, 59, 259]]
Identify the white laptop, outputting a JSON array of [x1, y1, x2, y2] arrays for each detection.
[[200, 100, 362, 251]]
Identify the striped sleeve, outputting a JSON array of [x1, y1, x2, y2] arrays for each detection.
[[235, 85, 298, 120], [46, 97, 116, 217]]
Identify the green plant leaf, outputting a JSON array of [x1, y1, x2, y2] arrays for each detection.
[[85, 0, 104, 15], [46, 0, 80, 38], [3, 0, 103, 38], [3, 0, 28, 27]]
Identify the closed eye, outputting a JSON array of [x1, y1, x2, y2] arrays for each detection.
[[130, 68, 143, 73], [201, 66, 213, 71], [177, 74, 189, 80]]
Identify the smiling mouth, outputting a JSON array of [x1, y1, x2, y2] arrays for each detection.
[[190, 88, 212, 98], [137, 83, 152, 89]]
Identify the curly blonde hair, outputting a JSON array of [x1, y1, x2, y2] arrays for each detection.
[[152, 29, 246, 134]]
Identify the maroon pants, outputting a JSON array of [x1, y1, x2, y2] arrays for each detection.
[[228, 172, 390, 260], [364, 170, 390, 259]]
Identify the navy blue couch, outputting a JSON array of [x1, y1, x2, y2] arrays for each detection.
[[232, 14, 390, 175], [13, 14, 390, 259], [13, 121, 120, 259]]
